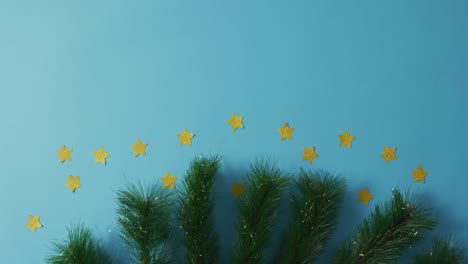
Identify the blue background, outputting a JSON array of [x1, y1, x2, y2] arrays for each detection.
[[0, 0, 467, 263]]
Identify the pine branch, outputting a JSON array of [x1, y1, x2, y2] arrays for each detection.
[[232, 160, 292, 264], [46, 224, 112, 264], [116, 182, 174, 264], [415, 236, 465, 264], [334, 188, 437, 264], [177, 155, 221, 264], [277, 169, 346, 264]]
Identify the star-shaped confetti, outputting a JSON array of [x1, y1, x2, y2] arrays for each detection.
[[65, 175, 81, 192], [160, 172, 177, 189], [131, 138, 148, 157], [93, 146, 109, 164], [381, 146, 397, 164], [302, 146, 319, 164], [357, 187, 373, 206], [56, 145, 72, 163], [338, 130, 355, 148], [230, 181, 245, 199], [25, 215, 42, 232], [177, 128, 194, 146], [278, 122, 294, 140], [227, 113, 244, 131], [412, 165, 428, 183]]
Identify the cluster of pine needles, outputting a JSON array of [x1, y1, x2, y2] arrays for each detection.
[[47, 155, 465, 264]]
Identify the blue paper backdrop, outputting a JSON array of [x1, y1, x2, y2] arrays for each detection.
[[0, 1, 467, 263]]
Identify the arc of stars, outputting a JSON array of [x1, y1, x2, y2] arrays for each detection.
[[46, 114, 434, 234]]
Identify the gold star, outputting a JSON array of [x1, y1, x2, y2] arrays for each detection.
[[381, 146, 397, 164], [65, 175, 81, 192], [93, 146, 109, 164], [177, 128, 194, 146], [302, 146, 319, 164], [357, 187, 373, 206], [25, 215, 42, 232], [227, 113, 244, 131], [412, 165, 428, 183], [230, 181, 245, 199], [131, 138, 148, 157], [160, 172, 177, 189], [338, 130, 355, 148], [278, 122, 294, 140], [56, 145, 72, 163]]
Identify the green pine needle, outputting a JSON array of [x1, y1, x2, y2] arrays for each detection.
[[334, 188, 437, 264], [232, 159, 292, 264], [277, 169, 346, 264], [116, 182, 174, 264], [177, 155, 221, 264], [46, 224, 112, 264], [415, 236, 465, 264]]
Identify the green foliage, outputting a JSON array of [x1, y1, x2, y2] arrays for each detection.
[[276, 169, 346, 264], [116, 182, 174, 264], [46, 224, 112, 264], [47, 156, 452, 264], [334, 188, 437, 264], [415, 236, 465, 264], [232, 160, 292, 264], [177, 155, 222, 264]]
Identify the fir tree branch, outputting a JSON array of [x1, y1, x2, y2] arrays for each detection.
[[334, 188, 437, 264], [232, 160, 292, 264], [177, 155, 221, 264], [415, 236, 465, 264], [116, 182, 174, 264], [277, 169, 346, 264], [46, 224, 113, 264]]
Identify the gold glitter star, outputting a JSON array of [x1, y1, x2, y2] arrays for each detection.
[[357, 187, 373, 206], [131, 138, 148, 157], [227, 113, 244, 131], [56, 145, 72, 163], [160, 172, 177, 189], [93, 146, 109, 164], [278, 123, 294, 140], [230, 181, 245, 199], [338, 130, 355, 148], [302, 146, 319, 164], [65, 175, 81, 192], [177, 128, 194, 146], [412, 165, 428, 183], [25, 215, 42, 232], [381, 146, 397, 164]]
